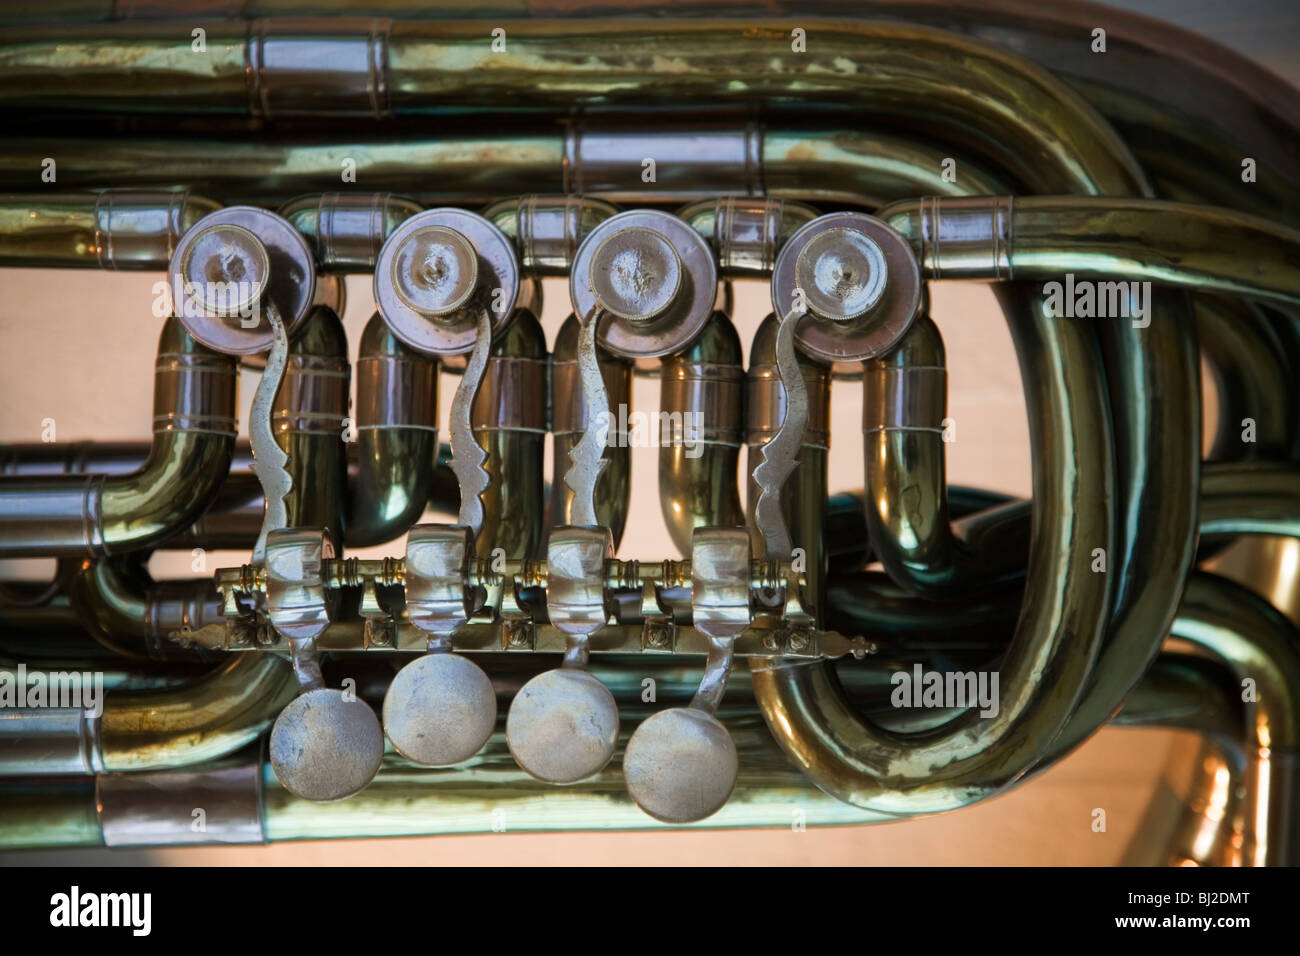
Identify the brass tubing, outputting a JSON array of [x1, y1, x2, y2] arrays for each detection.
[[0, 317, 237, 558], [1197, 296, 1293, 461], [1200, 461, 1300, 539], [275, 305, 349, 549], [0, 19, 1147, 195], [0, 654, 296, 777], [99, 655, 297, 773], [472, 309, 547, 560], [279, 191, 422, 272], [1166, 573, 1300, 866], [862, 313, 1024, 597], [0, 189, 219, 270], [61, 558, 222, 661], [483, 195, 619, 276], [659, 312, 744, 556], [753, 295, 1116, 814], [677, 196, 818, 276], [880, 196, 1300, 308], [746, 312, 831, 615], [347, 313, 439, 548], [0, 646, 1241, 847], [0, 125, 1005, 209], [549, 313, 631, 546]]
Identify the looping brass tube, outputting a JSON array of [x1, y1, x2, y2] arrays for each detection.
[[0, 654, 295, 778], [473, 309, 548, 560], [0, 317, 237, 558], [549, 313, 631, 546], [659, 312, 745, 556], [862, 312, 1025, 597], [346, 312, 439, 548], [753, 298, 1115, 814], [1197, 296, 1294, 461]]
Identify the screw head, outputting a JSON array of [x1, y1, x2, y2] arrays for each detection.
[[795, 226, 888, 323], [390, 225, 480, 319], [589, 226, 683, 323]]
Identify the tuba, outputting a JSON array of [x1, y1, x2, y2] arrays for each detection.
[[0, 0, 1297, 867]]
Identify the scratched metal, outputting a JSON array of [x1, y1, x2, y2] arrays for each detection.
[[751, 308, 808, 561], [251, 301, 292, 562], [448, 307, 493, 542], [563, 305, 611, 528]]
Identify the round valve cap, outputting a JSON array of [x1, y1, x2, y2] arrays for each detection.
[[770, 211, 922, 364], [623, 707, 739, 823], [169, 205, 318, 355], [588, 226, 683, 323], [506, 669, 620, 784], [390, 225, 480, 318], [382, 653, 498, 767], [794, 226, 888, 323], [178, 223, 271, 318], [270, 688, 385, 803]]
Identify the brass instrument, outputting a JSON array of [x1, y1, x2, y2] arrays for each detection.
[[0, 1, 1297, 866]]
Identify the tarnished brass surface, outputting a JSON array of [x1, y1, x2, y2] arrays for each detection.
[[0, 3, 1296, 859]]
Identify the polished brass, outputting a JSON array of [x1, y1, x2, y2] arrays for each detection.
[[658, 313, 744, 556], [0, 4, 1297, 861]]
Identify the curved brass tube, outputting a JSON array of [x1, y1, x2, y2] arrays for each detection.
[[746, 313, 831, 614], [0, 317, 237, 557], [0, 20, 1145, 194], [276, 305, 349, 549], [0, 189, 218, 269], [549, 313, 631, 546], [346, 313, 439, 548], [880, 196, 1300, 308], [1198, 296, 1293, 460], [99, 655, 297, 773], [754, 293, 1115, 814], [862, 313, 1026, 597], [1200, 462, 1300, 539], [0, 654, 296, 777], [1166, 573, 1300, 866], [473, 309, 547, 560], [659, 313, 744, 556], [61, 558, 221, 661]]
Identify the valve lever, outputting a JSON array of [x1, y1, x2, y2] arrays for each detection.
[[563, 304, 611, 528], [752, 307, 808, 561], [623, 528, 748, 823], [448, 307, 494, 541], [266, 529, 384, 803], [381, 524, 497, 766], [250, 300, 292, 563], [507, 526, 620, 783]]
